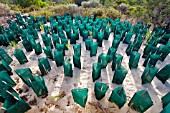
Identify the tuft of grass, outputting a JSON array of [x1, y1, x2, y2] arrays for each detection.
[[50, 91, 66, 100]]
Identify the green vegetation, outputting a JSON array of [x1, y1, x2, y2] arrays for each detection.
[[0, 0, 170, 26]]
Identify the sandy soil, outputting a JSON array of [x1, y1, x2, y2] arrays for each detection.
[[1, 25, 170, 113]]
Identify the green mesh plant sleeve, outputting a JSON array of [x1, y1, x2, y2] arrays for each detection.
[[33, 42, 42, 55], [74, 44, 81, 57], [14, 49, 28, 65], [162, 92, 170, 108], [109, 86, 126, 108], [54, 51, 64, 67], [107, 47, 117, 63], [38, 57, 51, 76], [97, 32, 104, 47], [70, 33, 77, 44], [142, 44, 157, 58], [128, 90, 153, 113], [126, 41, 135, 56], [141, 64, 159, 84], [98, 53, 109, 69], [52, 34, 60, 48], [82, 30, 89, 41], [156, 64, 170, 83], [85, 38, 92, 50], [94, 82, 109, 100], [103, 27, 111, 40], [0, 59, 12, 75], [112, 66, 128, 84], [73, 54, 81, 69], [30, 76, 48, 97], [0, 71, 16, 87], [112, 54, 123, 71], [0, 48, 13, 65], [22, 39, 33, 52], [129, 52, 141, 69], [90, 42, 98, 57], [92, 63, 102, 82], [161, 103, 170, 113], [15, 68, 35, 87], [123, 32, 133, 44], [56, 43, 65, 56], [64, 59, 73, 77], [43, 46, 53, 60], [71, 88, 88, 108]]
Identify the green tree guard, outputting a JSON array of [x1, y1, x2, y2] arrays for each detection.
[[141, 64, 159, 84], [22, 39, 33, 52], [128, 90, 153, 113], [112, 54, 123, 71], [73, 54, 81, 69], [156, 64, 170, 83], [126, 41, 135, 56], [65, 27, 71, 39], [97, 32, 104, 47], [143, 54, 160, 67], [33, 42, 42, 55], [0, 71, 16, 87], [111, 22, 116, 32], [161, 103, 170, 113], [61, 38, 68, 50], [71, 88, 88, 108], [133, 39, 143, 52], [94, 82, 109, 100], [54, 51, 64, 67], [30, 76, 48, 97], [34, 23, 41, 31], [162, 92, 170, 108], [56, 43, 65, 56], [79, 24, 85, 36], [98, 53, 109, 69], [120, 30, 126, 41], [0, 48, 13, 65], [42, 36, 53, 48], [52, 34, 60, 48], [3, 95, 31, 113], [107, 47, 117, 63], [57, 26, 63, 33], [160, 33, 170, 45], [129, 52, 141, 69], [43, 46, 53, 60], [73, 29, 79, 40], [92, 63, 102, 82], [90, 42, 98, 57], [44, 25, 50, 34], [0, 59, 12, 75], [109, 87, 126, 108], [15, 68, 35, 87], [103, 27, 111, 40], [27, 35, 36, 47], [38, 57, 51, 75], [142, 44, 157, 58], [156, 45, 170, 61], [92, 27, 97, 39], [133, 24, 140, 34], [64, 59, 73, 77], [112, 66, 128, 84], [85, 38, 92, 50], [74, 44, 81, 57], [14, 49, 28, 65], [70, 33, 77, 44], [82, 30, 89, 41], [123, 32, 133, 44]]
